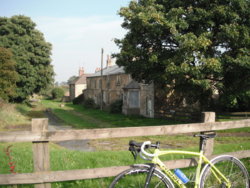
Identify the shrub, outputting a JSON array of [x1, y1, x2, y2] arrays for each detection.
[[51, 87, 64, 100], [73, 93, 84, 105], [83, 98, 95, 108], [110, 99, 123, 113]]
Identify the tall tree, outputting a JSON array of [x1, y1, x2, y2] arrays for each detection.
[[67, 75, 78, 85], [0, 47, 18, 101], [115, 0, 250, 110], [0, 15, 54, 102]]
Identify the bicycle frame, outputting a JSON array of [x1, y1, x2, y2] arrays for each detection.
[[149, 149, 231, 188]]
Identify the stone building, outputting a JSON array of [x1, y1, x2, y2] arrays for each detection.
[[122, 80, 154, 118], [84, 65, 128, 107], [84, 61, 154, 118], [69, 67, 91, 100], [83, 57, 202, 119]]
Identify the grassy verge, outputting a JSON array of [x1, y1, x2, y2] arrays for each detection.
[[41, 100, 182, 129], [0, 136, 249, 187], [0, 100, 249, 187], [0, 102, 31, 131]]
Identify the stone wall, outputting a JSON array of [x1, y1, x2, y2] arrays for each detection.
[[84, 73, 131, 107]]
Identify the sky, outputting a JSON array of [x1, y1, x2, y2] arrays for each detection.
[[0, 0, 131, 82]]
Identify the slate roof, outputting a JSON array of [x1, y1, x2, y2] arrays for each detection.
[[87, 65, 125, 78], [123, 80, 141, 89], [69, 74, 92, 85]]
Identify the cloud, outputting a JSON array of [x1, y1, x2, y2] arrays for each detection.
[[33, 16, 126, 82]]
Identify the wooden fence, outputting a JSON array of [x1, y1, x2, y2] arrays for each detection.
[[0, 112, 250, 187], [155, 110, 201, 122], [217, 112, 250, 119]]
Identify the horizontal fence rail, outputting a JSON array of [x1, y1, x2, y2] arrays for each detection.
[[1, 150, 249, 185], [1, 119, 250, 142], [0, 114, 250, 186]]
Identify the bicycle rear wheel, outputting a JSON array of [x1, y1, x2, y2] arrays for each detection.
[[200, 155, 249, 188], [109, 166, 174, 188]]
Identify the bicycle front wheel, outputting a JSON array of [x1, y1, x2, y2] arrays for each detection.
[[109, 166, 174, 188], [200, 155, 249, 188]]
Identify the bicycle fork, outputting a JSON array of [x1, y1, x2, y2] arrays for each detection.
[[144, 163, 156, 188]]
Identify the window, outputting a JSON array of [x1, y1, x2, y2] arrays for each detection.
[[99, 79, 102, 89], [129, 91, 139, 108], [106, 76, 110, 88], [116, 75, 121, 86]]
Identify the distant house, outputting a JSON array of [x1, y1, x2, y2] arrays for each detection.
[[84, 54, 205, 119], [84, 65, 128, 107], [84, 56, 154, 118], [69, 67, 91, 101]]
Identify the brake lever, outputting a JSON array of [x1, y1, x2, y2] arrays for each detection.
[[129, 146, 140, 160]]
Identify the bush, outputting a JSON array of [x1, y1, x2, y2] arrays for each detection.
[[110, 99, 123, 113], [51, 87, 64, 100], [83, 98, 95, 108], [73, 93, 84, 105], [218, 91, 250, 111]]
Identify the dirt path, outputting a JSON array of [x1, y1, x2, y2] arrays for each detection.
[[44, 110, 95, 151], [44, 110, 73, 131], [70, 110, 114, 128]]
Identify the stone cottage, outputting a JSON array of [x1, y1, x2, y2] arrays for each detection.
[[84, 57, 154, 118], [69, 67, 91, 100]]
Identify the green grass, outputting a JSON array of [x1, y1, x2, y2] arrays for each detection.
[[0, 100, 249, 187], [0, 102, 31, 131], [0, 137, 249, 187], [41, 100, 182, 129]]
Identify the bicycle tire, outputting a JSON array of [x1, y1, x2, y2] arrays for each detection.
[[199, 155, 249, 188], [109, 165, 175, 188]]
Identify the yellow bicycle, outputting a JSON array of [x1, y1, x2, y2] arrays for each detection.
[[109, 133, 249, 188]]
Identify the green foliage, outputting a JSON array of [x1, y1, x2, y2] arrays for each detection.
[[219, 91, 250, 111], [72, 93, 84, 105], [38, 83, 54, 98], [110, 99, 123, 113], [67, 75, 78, 84], [0, 47, 18, 101], [83, 98, 96, 108], [51, 87, 64, 100], [0, 15, 54, 102], [115, 0, 250, 110]]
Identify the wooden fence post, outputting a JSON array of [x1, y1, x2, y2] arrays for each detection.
[[32, 118, 51, 188], [200, 112, 216, 156]]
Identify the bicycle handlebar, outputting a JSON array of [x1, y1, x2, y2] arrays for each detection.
[[140, 141, 156, 158], [130, 134, 216, 160], [129, 140, 158, 160]]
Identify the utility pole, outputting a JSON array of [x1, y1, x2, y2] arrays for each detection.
[[100, 48, 104, 110]]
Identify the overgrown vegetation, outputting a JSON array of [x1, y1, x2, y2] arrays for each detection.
[[0, 15, 54, 102], [109, 99, 123, 113], [51, 87, 65, 100], [72, 93, 84, 105], [0, 47, 18, 101], [83, 98, 96, 109], [0, 100, 30, 131]]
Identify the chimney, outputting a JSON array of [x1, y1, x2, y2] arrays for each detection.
[[95, 67, 101, 72], [79, 67, 84, 76], [106, 55, 112, 67]]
